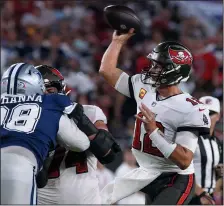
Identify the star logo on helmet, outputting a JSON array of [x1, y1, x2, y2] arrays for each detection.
[[168, 48, 192, 65]]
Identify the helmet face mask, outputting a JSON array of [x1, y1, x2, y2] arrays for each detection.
[[141, 42, 193, 88], [141, 60, 165, 87], [36, 65, 65, 94], [44, 79, 65, 94]]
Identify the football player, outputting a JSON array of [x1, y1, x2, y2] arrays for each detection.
[[35, 65, 120, 204], [99, 29, 211, 205], [0, 63, 90, 204]]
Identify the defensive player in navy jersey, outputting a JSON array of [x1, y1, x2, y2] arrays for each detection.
[[0, 63, 91, 204], [0, 63, 120, 204]]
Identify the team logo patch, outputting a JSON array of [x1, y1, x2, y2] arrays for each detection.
[[139, 88, 147, 99], [168, 48, 192, 65], [203, 114, 209, 125], [17, 81, 26, 88]]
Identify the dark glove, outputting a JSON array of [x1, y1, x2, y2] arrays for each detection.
[[68, 103, 98, 136], [36, 150, 55, 188], [36, 167, 48, 188], [90, 129, 121, 164]]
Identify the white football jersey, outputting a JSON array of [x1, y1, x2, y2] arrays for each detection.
[[96, 167, 114, 191], [116, 73, 211, 174], [38, 105, 107, 204], [47, 105, 107, 178]]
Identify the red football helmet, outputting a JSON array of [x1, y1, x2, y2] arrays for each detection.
[[35, 65, 66, 94]]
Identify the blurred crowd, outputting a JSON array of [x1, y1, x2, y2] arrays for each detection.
[[1, 0, 223, 154], [1, 0, 223, 205]]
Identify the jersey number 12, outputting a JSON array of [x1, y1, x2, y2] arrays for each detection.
[[132, 112, 165, 157]]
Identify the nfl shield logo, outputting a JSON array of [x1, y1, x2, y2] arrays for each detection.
[[152, 102, 157, 107]]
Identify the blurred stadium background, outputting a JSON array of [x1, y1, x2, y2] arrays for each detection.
[[1, 0, 223, 203]]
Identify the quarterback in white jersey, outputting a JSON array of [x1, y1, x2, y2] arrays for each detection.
[[99, 29, 211, 205]]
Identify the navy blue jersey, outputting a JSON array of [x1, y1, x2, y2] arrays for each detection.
[[0, 93, 76, 169]]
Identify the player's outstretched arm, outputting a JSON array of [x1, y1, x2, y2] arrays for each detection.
[[99, 29, 134, 88]]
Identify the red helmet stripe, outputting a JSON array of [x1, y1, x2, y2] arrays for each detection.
[[51, 68, 64, 80]]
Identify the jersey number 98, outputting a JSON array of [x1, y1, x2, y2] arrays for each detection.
[[1, 104, 41, 133]]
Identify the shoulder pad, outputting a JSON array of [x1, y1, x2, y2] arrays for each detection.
[[83, 105, 107, 124]]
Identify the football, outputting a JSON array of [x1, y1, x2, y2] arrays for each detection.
[[104, 5, 141, 33]]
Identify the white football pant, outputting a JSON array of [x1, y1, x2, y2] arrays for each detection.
[[38, 166, 101, 204], [1, 146, 37, 204]]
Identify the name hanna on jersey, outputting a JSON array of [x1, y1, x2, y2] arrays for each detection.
[[1, 95, 42, 104]]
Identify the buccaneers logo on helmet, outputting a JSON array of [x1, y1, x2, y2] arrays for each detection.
[[168, 48, 192, 65]]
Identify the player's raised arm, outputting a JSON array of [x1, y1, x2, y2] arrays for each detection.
[[99, 29, 135, 96]]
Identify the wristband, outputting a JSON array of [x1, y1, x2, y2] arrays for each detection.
[[149, 128, 177, 158]]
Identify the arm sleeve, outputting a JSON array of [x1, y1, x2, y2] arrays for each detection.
[[83, 105, 107, 124], [175, 131, 198, 153], [57, 114, 90, 152], [114, 72, 132, 98]]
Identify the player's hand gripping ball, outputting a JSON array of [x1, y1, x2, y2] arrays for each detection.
[[104, 5, 141, 34]]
